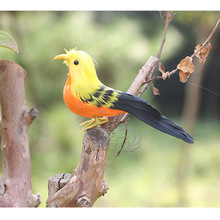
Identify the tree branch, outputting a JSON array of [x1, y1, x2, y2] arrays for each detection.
[[0, 60, 41, 207], [46, 127, 109, 207]]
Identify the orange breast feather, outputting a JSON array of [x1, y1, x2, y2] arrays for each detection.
[[63, 76, 125, 119]]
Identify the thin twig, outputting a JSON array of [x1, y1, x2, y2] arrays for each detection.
[[168, 68, 179, 78], [115, 120, 128, 157], [157, 12, 171, 59], [144, 68, 179, 84], [138, 11, 172, 97], [159, 11, 165, 24], [191, 19, 220, 58], [143, 75, 163, 84]]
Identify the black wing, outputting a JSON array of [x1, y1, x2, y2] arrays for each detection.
[[111, 92, 194, 144]]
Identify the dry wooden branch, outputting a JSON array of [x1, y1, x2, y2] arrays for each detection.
[[46, 127, 109, 207], [0, 60, 41, 207]]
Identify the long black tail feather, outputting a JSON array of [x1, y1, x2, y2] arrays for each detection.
[[112, 92, 194, 144]]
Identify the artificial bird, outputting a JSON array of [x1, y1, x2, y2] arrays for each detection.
[[54, 49, 194, 144]]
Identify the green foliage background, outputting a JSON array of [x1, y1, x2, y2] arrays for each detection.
[[0, 11, 220, 207]]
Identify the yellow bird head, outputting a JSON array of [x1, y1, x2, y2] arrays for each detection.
[[54, 49, 102, 100], [54, 49, 100, 83], [54, 49, 90, 72]]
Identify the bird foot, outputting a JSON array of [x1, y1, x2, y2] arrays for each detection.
[[80, 116, 109, 132]]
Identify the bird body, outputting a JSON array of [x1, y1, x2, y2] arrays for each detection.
[[59, 50, 125, 118], [54, 49, 194, 144], [63, 77, 125, 118]]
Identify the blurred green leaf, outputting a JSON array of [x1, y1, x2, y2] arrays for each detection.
[[0, 31, 18, 53]]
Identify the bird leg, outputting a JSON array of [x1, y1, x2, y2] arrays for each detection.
[[80, 116, 109, 132]]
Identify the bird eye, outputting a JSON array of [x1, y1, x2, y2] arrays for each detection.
[[74, 60, 79, 65]]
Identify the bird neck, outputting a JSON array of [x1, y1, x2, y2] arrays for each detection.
[[66, 68, 102, 100]]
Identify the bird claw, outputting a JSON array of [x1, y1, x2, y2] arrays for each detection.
[[80, 116, 109, 132]]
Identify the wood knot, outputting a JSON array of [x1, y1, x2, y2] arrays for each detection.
[[24, 108, 39, 126], [28, 108, 39, 118], [75, 195, 91, 207], [100, 179, 109, 196], [86, 127, 110, 149], [47, 173, 72, 198]]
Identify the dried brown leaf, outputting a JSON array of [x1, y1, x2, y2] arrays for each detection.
[[152, 84, 160, 95], [166, 11, 174, 22], [179, 70, 191, 83], [194, 42, 212, 64], [158, 62, 165, 73], [165, 71, 170, 79], [158, 62, 169, 80], [195, 43, 203, 52], [177, 56, 195, 74]]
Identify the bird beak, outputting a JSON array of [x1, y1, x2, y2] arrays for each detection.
[[53, 54, 67, 60]]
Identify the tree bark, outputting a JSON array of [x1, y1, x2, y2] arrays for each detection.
[[0, 60, 41, 207], [46, 56, 159, 207], [46, 127, 109, 207]]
